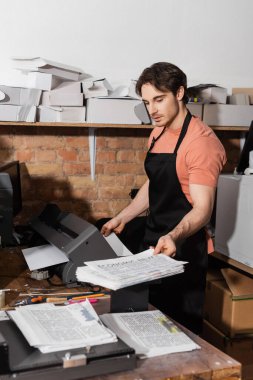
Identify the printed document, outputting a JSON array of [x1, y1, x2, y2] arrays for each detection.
[[76, 249, 187, 290], [8, 300, 117, 353], [101, 310, 200, 358]]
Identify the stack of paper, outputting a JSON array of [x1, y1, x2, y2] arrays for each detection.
[[8, 300, 117, 353], [76, 249, 187, 290], [101, 310, 200, 358]]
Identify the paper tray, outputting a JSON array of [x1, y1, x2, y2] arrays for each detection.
[[0, 320, 136, 379]]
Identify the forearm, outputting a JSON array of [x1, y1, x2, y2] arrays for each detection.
[[116, 180, 149, 223], [154, 184, 215, 256], [168, 206, 212, 243]]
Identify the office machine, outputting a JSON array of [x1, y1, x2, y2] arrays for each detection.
[[29, 203, 150, 312], [0, 319, 136, 380]]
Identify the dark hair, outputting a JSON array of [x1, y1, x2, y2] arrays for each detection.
[[136, 62, 188, 103]]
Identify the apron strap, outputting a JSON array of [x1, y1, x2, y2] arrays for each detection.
[[174, 111, 192, 154], [148, 126, 167, 152]]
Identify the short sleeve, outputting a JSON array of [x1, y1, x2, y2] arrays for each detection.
[[185, 136, 227, 187]]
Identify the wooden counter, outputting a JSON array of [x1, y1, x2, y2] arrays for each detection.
[[0, 247, 241, 380]]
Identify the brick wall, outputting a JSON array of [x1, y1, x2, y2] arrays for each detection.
[[0, 125, 240, 226], [0, 125, 149, 225]]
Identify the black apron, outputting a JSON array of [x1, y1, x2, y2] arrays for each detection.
[[143, 111, 208, 334]]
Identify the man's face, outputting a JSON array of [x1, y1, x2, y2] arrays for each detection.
[[141, 83, 182, 128]]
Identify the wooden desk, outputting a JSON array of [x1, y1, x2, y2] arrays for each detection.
[[0, 247, 241, 380]]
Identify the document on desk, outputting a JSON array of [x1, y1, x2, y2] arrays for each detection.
[[8, 300, 117, 353], [76, 249, 187, 290], [101, 310, 200, 358], [22, 244, 69, 270]]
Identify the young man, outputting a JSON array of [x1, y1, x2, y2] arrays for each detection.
[[101, 62, 226, 334]]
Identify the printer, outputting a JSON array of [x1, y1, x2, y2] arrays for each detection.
[[29, 203, 150, 313]]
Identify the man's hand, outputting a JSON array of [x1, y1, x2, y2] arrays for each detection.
[[153, 234, 177, 257], [101, 217, 126, 237]]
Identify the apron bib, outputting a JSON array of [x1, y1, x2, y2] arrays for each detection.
[[144, 111, 207, 334]]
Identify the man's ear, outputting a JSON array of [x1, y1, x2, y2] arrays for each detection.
[[177, 86, 185, 101]]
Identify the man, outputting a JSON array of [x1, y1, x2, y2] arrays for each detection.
[[101, 62, 226, 334]]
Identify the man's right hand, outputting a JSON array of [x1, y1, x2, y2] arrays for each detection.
[[101, 217, 126, 237]]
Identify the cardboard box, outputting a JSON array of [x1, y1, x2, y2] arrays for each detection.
[[0, 86, 41, 106], [203, 104, 253, 126], [232, 88, 253, 105], [37, 106, 86, 122], [202, 320, 253, 379], [0, 105, 36, 122], [86, 98, 142, 124], [187, 103, 203, 119], [0, 70, 62, 91], [204, 268, 253, 337], [41, 92, 83, 106], [215, 175, 253, 268]]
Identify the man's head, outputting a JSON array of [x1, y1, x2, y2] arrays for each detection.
[[136, 62, 188, 104]]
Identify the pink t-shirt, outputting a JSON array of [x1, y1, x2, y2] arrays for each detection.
[[148, 115, 227, 252]]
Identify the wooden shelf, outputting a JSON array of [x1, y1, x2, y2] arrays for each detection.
[[0, 121, 249, 131]]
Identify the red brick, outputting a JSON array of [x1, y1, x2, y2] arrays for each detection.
[[104, 163, 145, 175], [58, 149, 78, 161], [116, 150, 135, 162], [98, 187, 130, 199], [66, 136, 89, 148], [35, 150, 56, 162], [97, 151, 116, 163], [68, 176, 94, 188], [16, 150, 34, 162], [106, 137, 134, 149], [26, 163, 62, 176], [63, 163, 90, 175], [79, 150, 90, 162]]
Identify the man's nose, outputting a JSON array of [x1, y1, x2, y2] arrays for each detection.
[[148, 103, 157, 116]]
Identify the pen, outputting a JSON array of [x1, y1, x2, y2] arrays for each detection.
[[70, 293, 105, 300], [67, 298, 98, 304]]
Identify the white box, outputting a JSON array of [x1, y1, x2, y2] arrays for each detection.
[[12, 57, 82, 81], [200, 87, 227, 104], [38, 106, 86, 122], [41, 92, 83, 106], [203, 104, 253, 126], [187, 103, 203, 119], [0, 70, 63, 91], [0, 86, 41, 105], [0, 105, 36, 121], [86, 98, 142, 124], [215, 174, 253, 267]]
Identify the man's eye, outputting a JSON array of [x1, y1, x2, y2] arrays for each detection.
[[156, 98, 163, 102]]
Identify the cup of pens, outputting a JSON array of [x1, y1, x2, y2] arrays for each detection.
[[0, 290, 5, 308]]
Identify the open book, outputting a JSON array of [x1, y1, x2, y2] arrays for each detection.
[[101, 310, 200, 358], [76, 249, 187, 290], [8, 300, 117, 353]]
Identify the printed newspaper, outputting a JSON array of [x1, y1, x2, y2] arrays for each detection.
[[76, 249, 187, 290], [8, 300, 117, 353], [101, 310, 200, 358]]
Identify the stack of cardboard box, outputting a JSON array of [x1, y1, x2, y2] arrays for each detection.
[[203, 267, 253, 379]]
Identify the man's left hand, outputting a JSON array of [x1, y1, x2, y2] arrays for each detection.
[[153, 234, 176, 257]]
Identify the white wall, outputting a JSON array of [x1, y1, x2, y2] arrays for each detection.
[[1, 0, 253, 91]]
